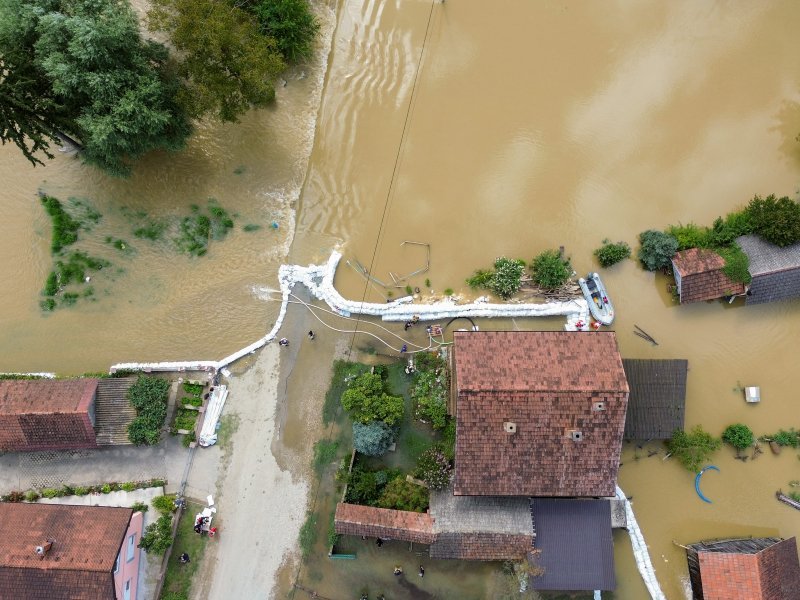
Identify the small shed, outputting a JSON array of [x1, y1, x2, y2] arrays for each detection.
[[737, 235, 800, 305], [0, 379, 99, 452], [623, 359, 688, 440], [530, 498, 615, 592], [671, 248, 746, 304], [685, 536, 800, 600]]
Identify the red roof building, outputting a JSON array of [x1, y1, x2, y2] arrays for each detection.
[[671, 248, 746, 304], [0, 503, 142, 600], [0, 379, 99, 452], [452, 331, 629, 497], [686, 537, 800, 600]]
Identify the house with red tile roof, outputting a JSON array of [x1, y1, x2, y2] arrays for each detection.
[[452, 331, 629, 497], [671, 248, 746, 304], [334, 331, 629, 591], [0, 379, 100, 452], [685, 537, 800, 600], [0, 503, 145, 600]]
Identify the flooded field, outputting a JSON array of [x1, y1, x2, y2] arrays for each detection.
[[1, 0, 800, 598]]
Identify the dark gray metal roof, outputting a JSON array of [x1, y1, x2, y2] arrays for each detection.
[[530, 498, 615, 591], [737, 235, 800, 276], [623, 359, 688, 440]]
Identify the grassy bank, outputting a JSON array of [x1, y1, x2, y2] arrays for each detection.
[[160, 501, 209, 600]]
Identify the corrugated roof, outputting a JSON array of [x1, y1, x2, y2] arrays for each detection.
[[0, 379, 98, 415], [530, 499, 615, 591], [623, 359, 687, 440], [0, 503, 132, 599], [452, 331, 628, 393], [737, 235, 800, 276]]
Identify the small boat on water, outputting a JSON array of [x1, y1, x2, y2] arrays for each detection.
[[578, 272, 615, 325]]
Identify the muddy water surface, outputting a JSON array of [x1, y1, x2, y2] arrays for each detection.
[[288, 1, 800, 598]]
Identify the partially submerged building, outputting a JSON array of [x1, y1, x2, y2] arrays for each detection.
[[622, 359, 688, 440], [0, 503, 144, 600], [737, 235, 800, 305], [334, 331, 630, 593], [685, 537, 800, 600], [671, 248, 746, 304]]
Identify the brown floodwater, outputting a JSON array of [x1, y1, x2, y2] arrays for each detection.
[[288, 0, 800, 598], [3, 0, 800, 597]]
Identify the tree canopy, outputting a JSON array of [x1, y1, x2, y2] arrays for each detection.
[[0, 0, 191, 175], [341, 372, 404, 426], [244, 0, 320, 63], [149, 0, 285, 123]]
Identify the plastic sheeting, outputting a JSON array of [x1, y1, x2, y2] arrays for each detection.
[[615, 485, 666, 600], [198, 385, 228, 447]]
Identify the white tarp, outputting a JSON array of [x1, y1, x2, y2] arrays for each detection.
[[198, 385, 228, 447]]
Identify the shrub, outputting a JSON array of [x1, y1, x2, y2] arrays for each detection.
[[153, 494, 177, 515], [666, 223, 710, 251], [327, 512, 340, 548], [717, 244, 751, 284], [4, 491, 24, 502], [138, 514, 173, 554], [131, 501, 149, 513], [120, 482, 137, 492], [594, 240, 631, 267], [746, 194, 800, 247], [24, 490, 40, 502], [706, 212, 753, 246], [377, 479, 429, 513], [722, 424, 754, 450], [666, 426, 721, 473], [441, 418, 456, 461], [344, 468, 381, 505], [638, 230, 679, 271], [41, 488, 60, 499], [73, 486, 89, 495], [182, 382, 204, 396], [101, 484, 113, 494], [768, 428, 800, 448], [531, 250, 571, 290], [353, 421, 395, 457], [341, 372, 404, 425], [490, 257, 526, 298], [127, 376, 170, 445], [411, 370, 448, 429], [414, 445, 452, 490]]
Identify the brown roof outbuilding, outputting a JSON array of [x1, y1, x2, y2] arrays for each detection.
[[0, 503, 133, 600], [0, 379, 99, 451], [334, 503, 435, 544], [686, 537, 800, 600], [672, 248, 745, 303], [452, 332, 628, 497]]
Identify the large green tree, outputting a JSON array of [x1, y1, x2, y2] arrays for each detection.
[[149, 0, 285, 123], [0, 0, 191, 175], [243, 0, 319, 62]]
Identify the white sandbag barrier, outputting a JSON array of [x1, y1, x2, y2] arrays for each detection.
[[110, 250, 590, 376], [615, 485, 666, 600]]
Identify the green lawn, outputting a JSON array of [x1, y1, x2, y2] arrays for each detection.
[[159, 502, 210, 600]]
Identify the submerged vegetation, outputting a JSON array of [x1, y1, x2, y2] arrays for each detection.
[[466, 256, 525, 299], [530, 249, 572, 290], [667, 426, 721, 473], [594, 239, 631, 268]]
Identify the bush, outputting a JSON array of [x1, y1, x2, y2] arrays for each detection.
[[139, 514, 173, 554], [638, 230, 679, 271], [746, 194, 800, 247], [666, 426, 721, 473], [41, 488, 60, 499], [312, 439, 340, 470], [377, 478, 429, 513], [73, 486, 89, 496], [344, 468, 381, 505], [414, 445, 452, 490], [768, 428, 800, 448], [666, 223, 711, 251], [441, 418, 456, 461], [717, 244, 751, 284], [531, 250, 571, 290], [182, 382, 203, 396], [722, 424, 754, 450], [127, 376, 170, 445], [594, 240, 631, 267], [411, 370, 448, 429], [341, 372, 404, 425], [352, 421, 395, 457], [24, 490, 40, 502], [153, 494, 177, 515], [465, 258, 526, 299], [121, 482, 137, 492], [131, 501, 149, 513], [706, 212, 753, 246]]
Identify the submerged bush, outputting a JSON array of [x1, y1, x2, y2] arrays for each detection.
[[746, 194, 800, 247], [638, 230, 679, 271], [767, 428, 800, 448], [722, 423, 754, 450], [666, 426, 721, 473], [594, 239, 631, 268], [531, 249, 571, 289]]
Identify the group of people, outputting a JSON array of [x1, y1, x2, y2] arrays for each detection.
[[403, 315, 421, 331], [392, 565, 424, 578], [278, 331, 315, 347]]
